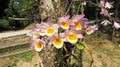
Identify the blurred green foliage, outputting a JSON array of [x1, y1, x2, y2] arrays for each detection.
[[0, 19, 9, 28], [0, 0, 38, 30], [5, 0, 38, 18]]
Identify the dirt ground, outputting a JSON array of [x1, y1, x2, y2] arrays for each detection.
[[0, 32, 120, 67]]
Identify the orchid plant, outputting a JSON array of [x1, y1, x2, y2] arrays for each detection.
[[29, 14, 98, 52], [28, 13, 98, 66], [98, 0, 120, 40], [98, 0, 120, 29]]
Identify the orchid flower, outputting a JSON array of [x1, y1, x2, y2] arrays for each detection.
[[99, 0, 113, 9], [71, 14, 88, 30], [101, 20, 111, 26], [36, 22, 48, 36], [86, 25, 98, 35], [100, 8, 110, 17], [53, 33, 64, 49], [45, 18, 60, 36], [28, 28, 40, 38], [105, 2, 113, 9], [30, 38, 45, 52], [65, 29, 83, 44], [98, 0, 105, 8], [36, 19, 60, 36], [58, 15, 71, 29], [113, 22, 120, 29], [47, 32, 64, 49]]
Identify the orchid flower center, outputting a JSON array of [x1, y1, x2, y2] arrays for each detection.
[[67, 32, 77, 41], [86, 29, 92, 34], [35, 41, 43, 48], [46, 27, 55, 36], [53, 38, 63, 46], [33, 32, 39, 38], [61, 21, 69, 29], [73, 22, 82, 30]]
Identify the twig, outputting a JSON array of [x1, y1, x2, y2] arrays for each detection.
[[86, 1, 98, 7], [81, 42, 94, 67], [77, 0, 81, 14], [64, 0, 73, 16]]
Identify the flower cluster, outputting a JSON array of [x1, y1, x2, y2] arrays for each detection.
[[98, 0, 113, 17], [98, 0, 120, 29], [29, 14, 98, 52]]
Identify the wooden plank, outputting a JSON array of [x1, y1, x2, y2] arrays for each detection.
[[0, 35, 31, 49], [0, 30, 30, 39], [8, 17, 32, 20]]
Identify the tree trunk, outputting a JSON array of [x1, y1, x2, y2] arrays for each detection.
[[39, 0, 69, 20], [38, 0, 69, 67]]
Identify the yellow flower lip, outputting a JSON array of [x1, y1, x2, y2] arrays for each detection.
[[34, 40, 44, 51], [33, 32, 39, 38], [45, 27, 56, 36], [61, 21, 69, 29], [73, 21, 82, 30], [86, 29, 92, 35], [53, 37, 63, 48], [67, 32, 78, 43], [35, 41, 42, 48]]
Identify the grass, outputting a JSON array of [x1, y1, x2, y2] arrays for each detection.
[[10, 50, 35, 62], [102, 62, 107, 67], [97, 54, 102, 58]]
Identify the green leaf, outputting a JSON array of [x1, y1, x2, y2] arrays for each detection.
[[76, 42, 85, 50]]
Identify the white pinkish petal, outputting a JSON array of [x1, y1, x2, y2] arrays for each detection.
[[60, 33, 67, 41], [36, 23, 41, 28], [99, 1, 105, 7], [47, 18, 53, 26], [59, 17, 66, 23], [113, 22, 120, 29], [105, 2, 113, 9], [48, 41, 53, 46], [70, 25, 76, 30], [72, 14, 85, 21], [47, 35, 55, 41], [78, 34, 84, 39], [52, 24, 60, 29], [40, 32, 46, 36], [101, 20, 111, 26], [100, 8, 110, 17], [65, 15, 70, 19], [91, 25, 98, 31], [34, 28, 40, 32], [29, 39, 35, 49], [59, 15, 70, 23]]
